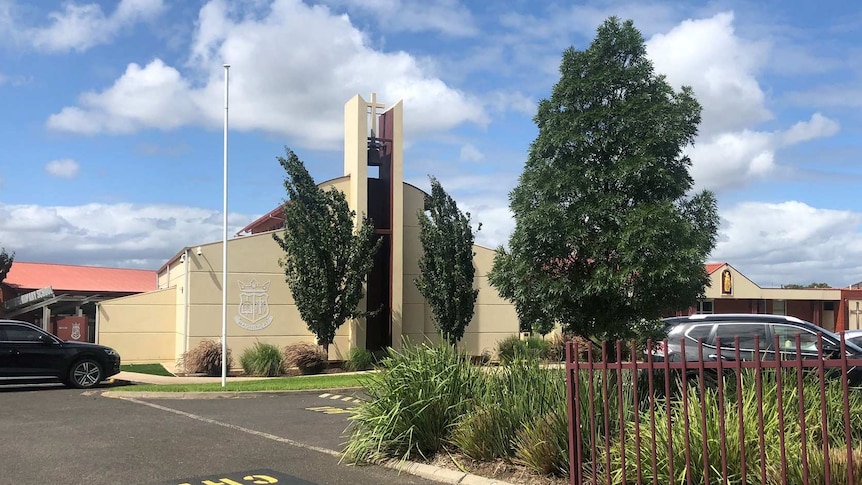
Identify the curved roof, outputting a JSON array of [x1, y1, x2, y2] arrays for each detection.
[[2, 262, 157, 293]]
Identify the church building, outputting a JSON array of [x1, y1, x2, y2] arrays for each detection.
[[96, 94, 520, 364]]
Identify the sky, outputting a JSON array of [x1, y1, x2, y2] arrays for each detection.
[[1, 0, 861, 288]]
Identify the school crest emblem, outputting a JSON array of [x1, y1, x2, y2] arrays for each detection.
[[235, 280, 274, 331]]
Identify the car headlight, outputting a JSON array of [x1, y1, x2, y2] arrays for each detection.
[[103, 348, 119, 357]]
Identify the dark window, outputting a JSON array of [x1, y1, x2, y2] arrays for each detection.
[[824, 302, 835, 311], [685, 324, 714, 346], [3, 325, 44, 342], [714, 323, 768, 350]]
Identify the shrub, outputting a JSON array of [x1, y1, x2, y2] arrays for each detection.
[[451, 358, 565, 461], [343, 347, 374, 372], [284, 343, 327, 375], [240, 341, 285, 377], [496, 334, 551, 363], [178, 340, 232, 376], [342, 340, 484, 463], [514, 408, 569, 476], [603, 369, 862, 484]]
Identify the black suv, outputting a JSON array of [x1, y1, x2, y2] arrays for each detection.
[[0, 319, 121, 388], [658, 313, 862, 361]]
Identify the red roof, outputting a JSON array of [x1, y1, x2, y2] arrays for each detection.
[[237, 204, 286, 236], [706, 262, 726, 275], [2, 262, 157, 293]]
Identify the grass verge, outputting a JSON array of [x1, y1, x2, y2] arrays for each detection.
[[112, 373, 366, 392], [120, 363, 174, 376]]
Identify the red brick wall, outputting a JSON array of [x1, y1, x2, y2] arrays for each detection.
[[713, 299, 753, 313], [786, 300, 815, 322]]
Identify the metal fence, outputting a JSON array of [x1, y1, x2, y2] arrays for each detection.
[[565, 334, 862, 485]]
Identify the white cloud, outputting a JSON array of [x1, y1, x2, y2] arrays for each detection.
[[46, 0, 487, 149], [782, 113, 840, 145], [459, 144, 484, 163], [485, 90, 536, 117], [321, 0, 478, 37], [712, 201, 862, 286], [687, 113, 840, 191], [0, 202, 254, 269], [644, 12, 840, 192], [647, 12, 771, 138], [44, 159, 80, 179], [1, 0, 166, 53]]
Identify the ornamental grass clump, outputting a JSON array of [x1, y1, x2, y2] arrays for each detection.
[[603, 369, 862, 484], [496, 335, 551, 364], [284, 343, 327, 375], [451, 357, 565, 461], [239, 341, 285, 377], [343, 347, 374, 372], [178, 339, 232, 376], [342, 340, 483, 463]]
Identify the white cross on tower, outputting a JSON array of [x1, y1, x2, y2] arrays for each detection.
[[367, 92, 385, 138]]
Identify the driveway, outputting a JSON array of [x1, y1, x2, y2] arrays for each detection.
[[0, 382, 436, 485]]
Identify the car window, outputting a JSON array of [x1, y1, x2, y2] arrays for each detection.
[[772, 324, 832, 354], [684, 324, 714, 346], [714, 323, 769, 350], [3, 325, 44, 342]]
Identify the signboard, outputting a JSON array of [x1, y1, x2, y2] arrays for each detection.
[[2, 286, 54, 311], [55, 316, 88, 342]]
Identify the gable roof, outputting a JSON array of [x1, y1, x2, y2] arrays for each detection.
[[2, 262, 157, 293], [706, 262, 726, 275]]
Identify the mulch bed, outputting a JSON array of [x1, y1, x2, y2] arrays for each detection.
[[427, 452, 567, 485]]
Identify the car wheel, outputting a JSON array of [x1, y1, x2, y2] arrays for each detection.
[[69, 359, 102, 389]]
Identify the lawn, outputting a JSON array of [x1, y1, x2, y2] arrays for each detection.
[[120, 363, 174, 376], [112, 373, 367, 392]]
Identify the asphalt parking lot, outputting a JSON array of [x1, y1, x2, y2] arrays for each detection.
[[0, 382, 437, 485]]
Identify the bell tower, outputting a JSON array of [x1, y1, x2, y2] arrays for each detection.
[[343, 94, 403, 351]]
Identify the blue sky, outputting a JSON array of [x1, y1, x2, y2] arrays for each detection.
[[1, 0, 861, 287]]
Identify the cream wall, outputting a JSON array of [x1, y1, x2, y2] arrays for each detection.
[[97, 288, 178, 364], [705, 264, 762, 300], [705, 263, 841, 302], [181, 230, 349, 363]]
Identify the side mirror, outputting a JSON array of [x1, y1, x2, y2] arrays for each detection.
[[38, 334, 55, 345]]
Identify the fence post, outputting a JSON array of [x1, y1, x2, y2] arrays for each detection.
[[566, 340, 580, 485]]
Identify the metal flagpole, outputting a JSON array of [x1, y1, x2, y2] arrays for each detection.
[[221, 64, 230, 388]]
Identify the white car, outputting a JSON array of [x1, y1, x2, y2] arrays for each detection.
[[844, 330, 862, 348]]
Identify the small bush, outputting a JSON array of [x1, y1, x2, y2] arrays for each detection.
[[451, 358, 565, 461], [547, 332, 573, 362], [284, 343, 327, 375], [240, 342, 285, 377], [514, 409, 569, 476], [497, 334, 551, 363], [343, 347, 374, 372], [343, 340, 484, 463], [178, 340, 232, 376]]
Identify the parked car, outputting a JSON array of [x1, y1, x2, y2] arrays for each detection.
[[844, 329, 862, 348], [653, 314, 862, 386], [657, 313, 862, 360], [0, 319, 121, 388]]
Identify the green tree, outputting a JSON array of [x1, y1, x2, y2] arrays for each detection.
[[0, 247, 12, 284], [273, 149, 381, 353], [488, 18, 718, 342], [415, 177, 480, 345], [783, 282, 831, 289]]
